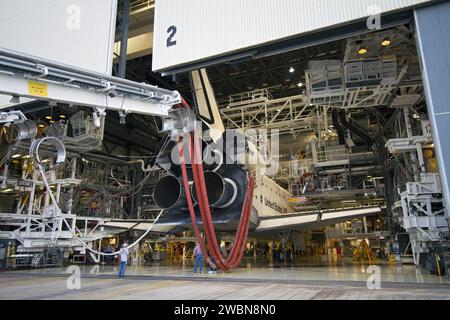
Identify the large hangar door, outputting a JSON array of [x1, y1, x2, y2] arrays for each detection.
[[0, 0, 118, 108], [152, 0, 435, 74], [415, 1, 450, 222]]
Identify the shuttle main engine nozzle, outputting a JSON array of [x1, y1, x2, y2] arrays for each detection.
[[153, 175, 186, 210], [191, 171, 238, 209]]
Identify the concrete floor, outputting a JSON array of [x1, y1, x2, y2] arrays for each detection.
[[1, 257, 449, 300]]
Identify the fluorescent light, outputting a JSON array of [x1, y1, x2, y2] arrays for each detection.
[[45, 116, 52, 120], [12, 154, 21, 159], [1, 189, 13, 193], [59, 115, 66, 119], [23, 155, 30, 159]]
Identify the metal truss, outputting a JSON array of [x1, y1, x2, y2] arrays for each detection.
[[0, 212, 110, 252], [386, 104, 447, 265], [220, 89, 317, 136], [131, 0, 155, 13], [306, 66, 412, 109]]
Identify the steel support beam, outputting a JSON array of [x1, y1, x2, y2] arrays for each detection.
[[118, 0, 131, 78], [0, 73, 169, 117], [0, 47, 180, 116]]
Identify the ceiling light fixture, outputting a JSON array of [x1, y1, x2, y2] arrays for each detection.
[[297, 82, 303, 87], [45, 116, 52, 120], [119, 111, 127, 125], [381, 38, 391, 47], [289, 66, 295, 73], [358, 47, 368, 55]]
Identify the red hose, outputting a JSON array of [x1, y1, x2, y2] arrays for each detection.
[[178, 137, 208, 258], [191, 132, 255, 271], [191, 130, 230, 270], [177, 99, 255, 272], [231, 176, 255, 268], [188, 135, 229, 271], [228, 175, 255, 267], [227, 175, 253, 265]]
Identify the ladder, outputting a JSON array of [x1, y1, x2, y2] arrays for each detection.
[[31, 254, 42, 268]]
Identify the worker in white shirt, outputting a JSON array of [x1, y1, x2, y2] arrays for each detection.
[[118, 243, 129, 278]]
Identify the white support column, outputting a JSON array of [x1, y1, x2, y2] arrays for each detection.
[[56, 183, 61, 204], [25, 182, 36, 236], [416, 143, 426, 173], [66, 158, 77, 216], [363, 217, 368, 234]]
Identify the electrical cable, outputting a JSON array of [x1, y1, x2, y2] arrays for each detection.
[[60, 209, 163, 256], [65, 159, 153, 198], [0, 141, 20, 167], [36, 161, 163, 257]]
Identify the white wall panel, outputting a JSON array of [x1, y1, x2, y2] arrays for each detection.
[[0, 0, 117, 75], [153, 0, 434, 71]]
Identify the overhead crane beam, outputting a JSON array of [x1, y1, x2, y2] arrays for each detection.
[[0, 47, 180, 117]]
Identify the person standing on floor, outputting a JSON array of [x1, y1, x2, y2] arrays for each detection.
[[118, 243, 129, 278], [193, 242, 203, 273], [220, 243, 228, 258]]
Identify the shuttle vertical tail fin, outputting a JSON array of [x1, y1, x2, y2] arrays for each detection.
[[190, 69, 225, 142]]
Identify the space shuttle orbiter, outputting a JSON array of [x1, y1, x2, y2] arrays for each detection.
[[151, 69, 382, 237]]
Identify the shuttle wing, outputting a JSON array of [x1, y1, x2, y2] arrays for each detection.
[[255, 206, 382, 233]]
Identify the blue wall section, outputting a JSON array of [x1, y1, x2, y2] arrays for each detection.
[[415, 0, 450, 220]]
